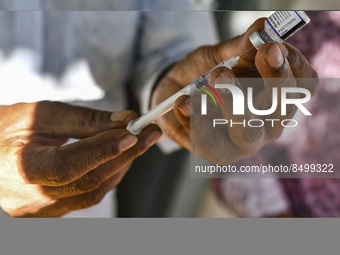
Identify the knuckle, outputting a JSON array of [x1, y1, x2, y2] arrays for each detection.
[[79, 189, 105, 209], [122, 155, 134, 166], [49, 162, 75, 185], [53, 172, 73, 186], [57, 172, 104, 196], [103, 158, 131, 178], [72, 177, 100, 194], [87, 109, 98, 127], [75, 143, 106, 168], [55, 185, 77, 198], [86, 172, 104, 191], [93, 189, 106, 205], [81, 109, 105, 129], [109, 142, 121, 157], [19, 164, 70, 186], [191, 45, 216, 66], [86, 150, 106, 165], [78, 196, 93, 209]]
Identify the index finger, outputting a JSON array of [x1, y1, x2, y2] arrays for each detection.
[[213, 18, 266, 67], [33, 101, 137, 139], [19, 129, 138, 186]]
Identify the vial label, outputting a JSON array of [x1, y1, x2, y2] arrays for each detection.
[[267, 11, 306, 40]]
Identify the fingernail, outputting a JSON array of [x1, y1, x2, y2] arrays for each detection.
[[276, 43, 289, 58], [266, 43, 284, 69], [146, 130, 162, 146], [178, 99, 191, 117], [111, 111, 134, 122], [119, 134, 138, 152]]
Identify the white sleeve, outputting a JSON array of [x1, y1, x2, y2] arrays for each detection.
[[132, 5, 218, 114], [0, 49, 104, 105], [131, 0, 219, 153]]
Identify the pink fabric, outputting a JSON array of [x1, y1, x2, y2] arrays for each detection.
[[280, 11, 340, 217], [214, 12, 340, 217]]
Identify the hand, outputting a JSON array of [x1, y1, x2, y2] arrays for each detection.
[[151, 18, 318, 164], [0, 101, 162, 217]]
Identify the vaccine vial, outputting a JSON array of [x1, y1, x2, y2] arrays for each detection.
[[249, 11, 310, 49]]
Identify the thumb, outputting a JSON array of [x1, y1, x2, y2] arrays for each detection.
[[255, 42, 292, 80], [33, 101, 137, 139], [176, 96, 191, 118], [255, 42, 298, 119]]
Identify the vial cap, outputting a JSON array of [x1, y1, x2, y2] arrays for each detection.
[[249, 31, 265, 50]]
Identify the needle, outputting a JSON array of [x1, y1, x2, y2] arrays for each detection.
[[239, 46, 254, 58]]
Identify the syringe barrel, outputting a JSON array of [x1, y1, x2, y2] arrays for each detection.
[[126, 60, 232, 135], [126, 83, 196, 135]]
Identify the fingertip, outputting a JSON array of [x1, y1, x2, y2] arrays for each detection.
[[173, 106, 191, 134], [136, 124, 162, 146], [146, 129, 162, 146], [118, 133, 138, 152], [255, 43, 291, 78], [175, 95, 189, 108], [175, 95, 191, 118], [232, 18, 267, 60], [257, 42, 288, 66], [266, 43, 285, 69], [245, 17, 267, 37], [276, 43, 289, 58], [141, 123, 162, 134], [177, 98, 191, 118], [109, 110, 138, 130], [215, 18, 267, 63]]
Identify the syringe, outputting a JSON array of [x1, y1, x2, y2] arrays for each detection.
[[127, 11, 311, 135], [126, 56, 241, 135]]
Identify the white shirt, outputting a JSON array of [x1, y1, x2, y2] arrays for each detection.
[[0, 0, 218, 217]]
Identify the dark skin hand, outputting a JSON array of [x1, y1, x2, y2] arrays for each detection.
[[0, 101, 162, 217], [152, 18, 318, 164]]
